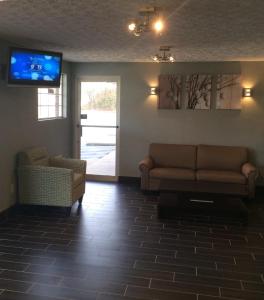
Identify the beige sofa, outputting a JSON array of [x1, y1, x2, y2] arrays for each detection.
[[139, 144, 257, 198]]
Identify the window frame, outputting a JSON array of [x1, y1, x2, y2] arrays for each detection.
[[37, 73, 67, 121]]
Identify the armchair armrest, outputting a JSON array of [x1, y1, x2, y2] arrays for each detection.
[[19, 165, 73, 183], [139, 156, 154, 173], [18, 165, 73, 206], [50, 157, 86, 174], [241, 162, 257, 178]]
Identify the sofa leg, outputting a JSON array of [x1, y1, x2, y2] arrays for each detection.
[[78, 196, 83, 205]]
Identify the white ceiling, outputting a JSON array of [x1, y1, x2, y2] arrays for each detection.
[[0, 0, 263, 62]]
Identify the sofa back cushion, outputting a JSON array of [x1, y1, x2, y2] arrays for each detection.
[[197, 144, 248, 172], [149, 143, 196, 169]]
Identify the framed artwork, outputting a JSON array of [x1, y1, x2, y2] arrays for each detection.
[[186, 74, 212, 110], [158, 74, 183, 109], [216, 74, 241, 109]]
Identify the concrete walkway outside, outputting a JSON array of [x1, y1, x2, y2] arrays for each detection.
[[81, 144, 116, 176]]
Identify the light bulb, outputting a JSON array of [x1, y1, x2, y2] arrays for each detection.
[[150, 87, 157, 95], [128, 22, 136, 32], [169, 55, 175, 62], [243, 88, 252, 97], [134, 30, 141, 37], [152, 55, 158, 61], [153, 19, 164, 33]]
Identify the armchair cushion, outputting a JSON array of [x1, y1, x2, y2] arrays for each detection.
[[73, 173, 84, 188], [50, 157, 86, 174], [19, 147, 49, 166]]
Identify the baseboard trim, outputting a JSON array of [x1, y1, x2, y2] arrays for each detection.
[[255, 185, 264, 199], [86, 175, 118, 182], [118, 176, 140, 184], [0, 205, 16, 222]]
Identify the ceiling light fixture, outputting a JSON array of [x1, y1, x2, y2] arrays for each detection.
[[152, 46, 175, 63], [128, 6, 164, 37]]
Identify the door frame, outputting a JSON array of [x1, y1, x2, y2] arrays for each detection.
[[73, 75, 120, 182]]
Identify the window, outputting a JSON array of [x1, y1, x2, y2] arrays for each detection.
[[38, 74, 67, 120]]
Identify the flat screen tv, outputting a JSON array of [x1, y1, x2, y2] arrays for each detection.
[[7, 47, 62, 87]]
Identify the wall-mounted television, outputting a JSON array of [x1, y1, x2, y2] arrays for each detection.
[[7, 47, 62, 87]]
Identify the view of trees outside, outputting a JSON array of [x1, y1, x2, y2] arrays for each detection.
[[81, 82, 117, 127], [81, 85, 116, 111], [81, 82, 116, 111]]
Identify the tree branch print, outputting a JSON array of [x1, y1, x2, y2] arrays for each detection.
[[186, 74, 212, 109], [167, 75, 182, 109]]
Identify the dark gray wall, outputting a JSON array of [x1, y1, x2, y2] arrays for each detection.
[[72, 62, 264, 179], [0, 40, 72, 213]]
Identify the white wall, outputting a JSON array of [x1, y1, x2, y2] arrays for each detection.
[[72, 62, 264, 178], [0, 40, 73, 213]]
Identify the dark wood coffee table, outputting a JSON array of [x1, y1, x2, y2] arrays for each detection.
[[158, 180, 248, 220]]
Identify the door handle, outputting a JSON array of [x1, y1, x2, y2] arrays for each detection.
[[77, 124, 82, 136]]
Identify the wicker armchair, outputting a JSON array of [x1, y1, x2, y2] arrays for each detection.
[[18, 147, 86, 211]]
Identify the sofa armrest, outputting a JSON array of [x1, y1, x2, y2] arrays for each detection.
[[139, 156, 154, 191], [241, 163, 257, 178], [139, 156, 154, 173], [241, 163, 257, 199], [50, 157, 86, 174]]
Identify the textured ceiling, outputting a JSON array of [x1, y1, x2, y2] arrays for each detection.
[[0, 0, 263, 62]]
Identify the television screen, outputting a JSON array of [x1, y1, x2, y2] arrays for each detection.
[[8, 47, 62, 87]]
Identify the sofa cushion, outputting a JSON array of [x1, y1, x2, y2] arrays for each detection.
[[196, 170, 246, 184], [73, 173, 84, 188], [150, 168, 196, 181], [149, 144, 196, 169], [197, 145, 248, 172]]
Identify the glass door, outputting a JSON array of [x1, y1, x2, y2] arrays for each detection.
[[76, 77, 120, 181]]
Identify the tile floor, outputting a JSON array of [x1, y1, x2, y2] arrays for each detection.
[[0, 182, 264, 299]]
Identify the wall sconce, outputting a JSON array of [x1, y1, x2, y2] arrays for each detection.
[[150, 87, 158, 95], [242, 88, 252, 97]]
